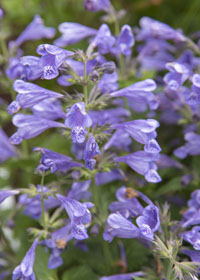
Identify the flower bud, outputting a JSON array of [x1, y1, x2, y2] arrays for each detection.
[[89, 69, 99, 82]]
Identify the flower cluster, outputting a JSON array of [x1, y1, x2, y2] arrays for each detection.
[[0, 1, 200, 279]]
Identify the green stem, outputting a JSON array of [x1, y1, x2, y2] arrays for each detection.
[[114, 16, 120, 36], [83, 59, 88, 105], [119, 53, 125, 80], [166, 246, 179, 280], [40, 174, 47, 234], [186, 38, 200, 56], [92, 176, 100, 213], [22, 140, 28, 158], [0, 37, 8, 61], [166, 260, 173, 280], [111, 6, 120, 36], [103, 240, 113, 271]]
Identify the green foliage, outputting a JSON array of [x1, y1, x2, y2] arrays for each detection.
[[34, 247, 59, 280], [155, 177, 182, 196], [62, 265, 98, 280]]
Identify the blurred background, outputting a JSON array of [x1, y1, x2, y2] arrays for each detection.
[[1, 0, 200, 38]]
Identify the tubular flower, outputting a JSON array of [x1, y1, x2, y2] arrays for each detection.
[[13, 15, 55, 47], [34, 147, 83, 173], [65, 102, 92, 144], [7, 79, 63, 115], [12, 239, 38, 280]]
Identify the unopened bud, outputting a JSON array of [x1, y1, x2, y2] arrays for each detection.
[[89, 70, 99, 82]]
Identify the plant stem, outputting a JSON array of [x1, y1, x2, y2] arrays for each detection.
[[103, 240, 113, 271], [112, 7, 120, 36], [166, 260, 173, 280], [40, 174, 47, 235], [92, 176, 100, 214], [22, 141, 28, 158], [83, 59, 88, 105], [0, 37, 9, 61], [166, 244, 179, 280], [119, 53, 125, 80]]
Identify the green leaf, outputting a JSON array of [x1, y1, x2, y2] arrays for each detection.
[[34, 247, 58, 280], [62, 265, 98, 280]]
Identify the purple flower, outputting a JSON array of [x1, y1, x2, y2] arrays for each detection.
[[156, 154, 183, 169], [67, 180, 91, 201], [32, 99, 66, 120], [65, 103, 92, 128], [181, 190, 200, 228], [98, 72, 119, 94], [108, 186, 154, 219], [7, 80, 63, 115], [164, 62, 191, 92], [95, 169, 124, 186], [104, 130, 132, 151], [103, 213, 140, 242], [0, 190, 19, 204], [0, 128, 16, 163], [71, 142, 85, 160], [36, 44, 74, 79], [182, 249, 200, 263], [192, 73, 200, 90], [71, 127, 87, 144], [115, 151, 161, 183], [110, 79, 158, 112], [137, 39, 175, 71], [84, 0, 111, 12], [100, 272, 145, 280], [92, 24, 116, 54], [65, 102, 92, 144], [89, 107, 129, 127], [6, 56, 43, 81], [114, 25, 135, 56], [109, 187, 144, 218], [105, 187, 159, 241], [56, 194, 94, 240], [137, 17, 185, 42], [136, 205, 160, 240], [111, 119, 160, 147], [187, 74, 200, 107], [83, 134, 100, 170], [54, 22, 97, 47], [34, 147, 83, 173], [10, 114, 65, 145], [43, 224, 72, 269], [174, 132, 200, 159], [182, 226, 200, 250], [12, 239, 38, 280], [6, 57, 25, 80], [14, 15, 55, 47], [188, 190, 200, 209]]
